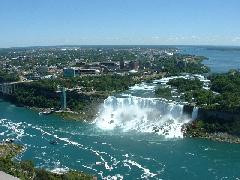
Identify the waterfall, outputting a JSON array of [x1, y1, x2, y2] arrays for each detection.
[[95, 96, 191, 138], [191, 107, 199, 120]]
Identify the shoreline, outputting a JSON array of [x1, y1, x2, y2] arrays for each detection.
[[190, 132, 240, 144], [24, 104, 99, 122], [185, 132, 240, 144], [183, 122, 240, 144], [0, 97, 97, 122]]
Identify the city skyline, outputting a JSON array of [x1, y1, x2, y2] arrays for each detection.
[[1, 0, 240, 48]]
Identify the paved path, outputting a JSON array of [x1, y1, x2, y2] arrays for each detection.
[[0, 171, 19, 180]]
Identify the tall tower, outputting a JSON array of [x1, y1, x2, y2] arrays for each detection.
[[60, 87, 67, 109]]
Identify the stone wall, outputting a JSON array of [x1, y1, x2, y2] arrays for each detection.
[[183, 104, 194, 118]]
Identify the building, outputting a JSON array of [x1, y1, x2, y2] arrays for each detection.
[[63, 67, 79, 78], [79, 69, 100, 75], [100, 62, 119, 71]]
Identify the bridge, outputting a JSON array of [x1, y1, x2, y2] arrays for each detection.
[[0, 81, 33, 95]]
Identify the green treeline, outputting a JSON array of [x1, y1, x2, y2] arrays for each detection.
[[155, 87, 172, 99], [150, 54, 209, 75], [209, 71, 240, 111], [3, 75, 141, 114], [167, 78, 203, 92], [0, 70, 20, 83], [155, 71, 240, 113], [49, 74, 141, 91], [167, 78, 215, 107], [12, 82, 60, 108]]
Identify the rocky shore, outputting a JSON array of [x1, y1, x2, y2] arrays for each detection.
[[183, 122, 240, 144]]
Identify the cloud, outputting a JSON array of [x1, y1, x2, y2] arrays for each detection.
[[232, 37, 240, 42]]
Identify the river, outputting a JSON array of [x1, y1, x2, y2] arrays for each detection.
[[1, 46, 240, 179], [179, 46, 240, 73]]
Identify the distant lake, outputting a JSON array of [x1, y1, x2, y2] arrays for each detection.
[[179, 46, 240, 73]]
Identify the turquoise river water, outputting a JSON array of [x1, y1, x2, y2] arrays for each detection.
[[1, 99, 240, 179]]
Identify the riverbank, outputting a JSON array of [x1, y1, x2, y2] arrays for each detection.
[[0, 143, 94, 179], [29, 98, 103, 121], [183, 121, 240, 144], [0, 96, 103, 122]]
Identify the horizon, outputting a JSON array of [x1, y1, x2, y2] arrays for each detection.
[[1, 44, 240, 49], [1, 0, 240, 48]]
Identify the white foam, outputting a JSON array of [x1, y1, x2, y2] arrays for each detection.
[[95, 96, 190, 138], [0, 118, 25, 140], [192, 107, 199, 120], [129, 83, 156, 91], [123, 159, 157, 179], [104, 174, 124, 180]]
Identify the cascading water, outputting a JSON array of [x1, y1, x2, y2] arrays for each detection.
[[192, 107, 199, 120], [95, 96, 191, 138]]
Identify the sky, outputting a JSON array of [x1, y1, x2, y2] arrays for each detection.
[[0, 0, 240, 47]]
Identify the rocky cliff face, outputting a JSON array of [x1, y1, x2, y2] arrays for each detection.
[[183, 105, 240, 137], [197, 108, 240, 122]]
